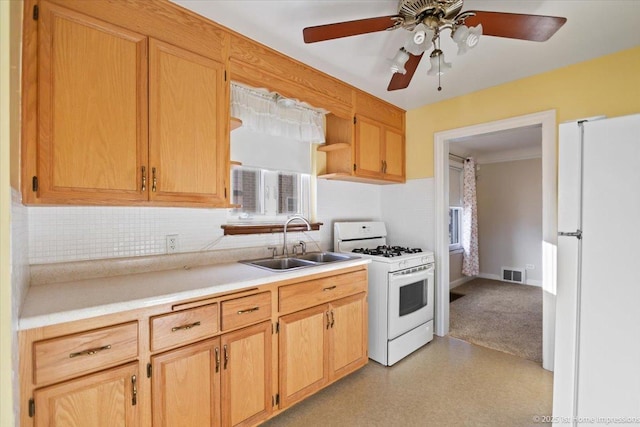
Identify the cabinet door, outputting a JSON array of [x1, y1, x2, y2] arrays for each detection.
[[354, 115, 383, 178], [149, 39, 228, 206], [329, 293, 368, 381], [383, 127, 405, 182], [279, 304, 328, 408], [221, 321, 272, 427], [151, 338, 221, 427], [37, 2, 148, 203], [34, 362, 139, 427]]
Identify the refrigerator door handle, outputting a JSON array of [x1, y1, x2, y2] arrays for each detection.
[[558, 230, 583, 239]]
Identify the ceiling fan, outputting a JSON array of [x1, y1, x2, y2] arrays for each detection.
[[303, 0, 567, 91]]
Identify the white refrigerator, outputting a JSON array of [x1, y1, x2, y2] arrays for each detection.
[[553, 113, 640, 426]]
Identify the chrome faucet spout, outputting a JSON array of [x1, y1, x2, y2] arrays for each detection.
[[283, 215, 311, 257]]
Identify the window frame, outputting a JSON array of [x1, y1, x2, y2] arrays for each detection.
[[228, 165, 311, 224]]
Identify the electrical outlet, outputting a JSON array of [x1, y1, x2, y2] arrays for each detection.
[[166, 234, 179, 254], [526, 264, 535, 270]]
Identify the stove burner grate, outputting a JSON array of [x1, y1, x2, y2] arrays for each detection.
[[352, 245, 424, 258]]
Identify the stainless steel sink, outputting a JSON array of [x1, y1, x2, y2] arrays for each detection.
[[240, 251, 358, 272], [294, 252, 352, 263], [241, 257, 317, 271]]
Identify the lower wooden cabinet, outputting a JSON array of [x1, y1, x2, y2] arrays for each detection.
[[33, 362, 139, 427], [278, 292, 367, 408], [221, 321, 272, 426], [151, 321, 272, 427], [21, 266, 367, 427], [151, 338, 221, 427]]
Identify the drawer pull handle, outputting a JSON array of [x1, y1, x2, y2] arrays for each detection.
[[323, 286, 337, 291], [69, 344, 111, 358], [215, 347, 220, 373], [171, 321, 201, 332], [237, 306, 260, 315]]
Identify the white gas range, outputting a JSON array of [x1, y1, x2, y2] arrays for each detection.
[[334, 221, 435, 366]]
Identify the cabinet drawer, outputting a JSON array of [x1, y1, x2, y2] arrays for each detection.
[[221, 291, 271, 331], [150, 303, 218, 352], [279, 270, 367, 314], [34, 321, 138, 386]]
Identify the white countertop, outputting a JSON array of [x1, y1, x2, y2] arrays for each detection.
[[20, 258, 370, 330]]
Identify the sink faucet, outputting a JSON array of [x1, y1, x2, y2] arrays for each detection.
[[283, 215, 311, 257]]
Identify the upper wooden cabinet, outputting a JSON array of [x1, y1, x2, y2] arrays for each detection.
[[354, 115, 405, 182], [34, 2, 149, 204], [319, 113, 405, 184], [149, 39, 227, 205], [23, 1, 229, 207]]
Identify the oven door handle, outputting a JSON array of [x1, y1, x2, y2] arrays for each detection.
[[390, 268, 433, 283]]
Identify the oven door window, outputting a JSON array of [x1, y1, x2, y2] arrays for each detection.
[[399, 279, 428, 317]]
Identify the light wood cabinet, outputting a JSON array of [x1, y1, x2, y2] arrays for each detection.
[[25, 1, 229, 207], [21, 264, 368, 427], [34, 362, 139, 427], [328, 293, 368, 381], [221, 321, 272, 426], [354, 115, 405, 182], [318, 113, 405, 184], [149, 39, 227, 205], [151, 320, 272, 427], [151, 338, 221, 427], [35, 1, 149, 204], [278, 305, 328, 408], [278, 293, 367, 409]]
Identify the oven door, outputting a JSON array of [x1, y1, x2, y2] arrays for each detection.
[[388, 264, 434, 340]]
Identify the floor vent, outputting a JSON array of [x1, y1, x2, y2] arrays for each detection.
[[501, 267, 525, 284]]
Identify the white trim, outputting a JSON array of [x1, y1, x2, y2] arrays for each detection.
[[450, 276, 474, 289], [434, 109, 557, 371], [476, 272, 542, 287]]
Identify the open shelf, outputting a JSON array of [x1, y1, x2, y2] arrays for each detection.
[[317, 142, 350, 152], [230, 117, 242, 131]]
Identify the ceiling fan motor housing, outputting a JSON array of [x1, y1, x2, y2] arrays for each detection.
[[398, 0, 464, 26]]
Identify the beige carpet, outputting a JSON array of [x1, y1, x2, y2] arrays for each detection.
[[449, 278, 542, 363]]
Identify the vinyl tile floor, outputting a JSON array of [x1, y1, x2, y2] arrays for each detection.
[[262, 336, 553, 427]]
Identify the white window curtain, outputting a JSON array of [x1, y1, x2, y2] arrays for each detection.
[[462, 158, 479, 276], [230, 83, 326, 143]]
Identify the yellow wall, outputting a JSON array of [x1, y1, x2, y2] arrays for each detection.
[[406, 46, 640, 179], [1, 2, 15, 426]]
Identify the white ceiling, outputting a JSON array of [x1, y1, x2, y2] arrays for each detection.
[[449, 124, 542, 163], [173, 0, 640, 111]]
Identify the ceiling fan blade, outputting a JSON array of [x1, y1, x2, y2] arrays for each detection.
[[303, 15, 399, 43], [387, 53, 423, 91], [465, 11, 567, 42]]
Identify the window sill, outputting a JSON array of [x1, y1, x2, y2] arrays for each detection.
[[449, 247, 463, 254], [221, 222, 323, 236]]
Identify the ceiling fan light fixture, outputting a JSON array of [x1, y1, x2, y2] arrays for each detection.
[[404, 23, 434, 55], [390, 48, 410, 74], [453, 23, 482, 55], [427, 49, 451, 76]]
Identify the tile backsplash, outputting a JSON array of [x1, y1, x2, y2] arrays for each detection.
[[27, 179, 385, 265], [25, 178, 432, 265], [28, 206, 311, 264]]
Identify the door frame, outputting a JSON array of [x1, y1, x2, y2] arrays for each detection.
[[433, 110, 557, 371]]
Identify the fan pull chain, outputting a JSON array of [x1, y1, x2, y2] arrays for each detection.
[[438, 58, 442, 91]]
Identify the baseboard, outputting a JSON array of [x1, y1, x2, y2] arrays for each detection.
[[477, 272, 542, 287], [450, 276, 475, 289]]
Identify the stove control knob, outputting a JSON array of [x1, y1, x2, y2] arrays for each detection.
[[421, 256, 427, 264]]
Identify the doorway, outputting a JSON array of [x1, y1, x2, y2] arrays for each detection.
[[433, 110, 557, 371]]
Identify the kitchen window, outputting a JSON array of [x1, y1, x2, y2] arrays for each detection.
[[230, 166, 311, 222]]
